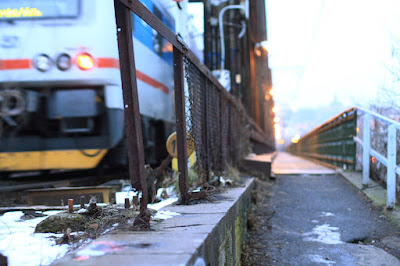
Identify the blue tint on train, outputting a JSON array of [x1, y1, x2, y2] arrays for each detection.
[[131, 0, 174, 66]]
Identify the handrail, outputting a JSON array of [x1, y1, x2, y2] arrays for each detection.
[[298, 107, 356, 141], [356, 106, 400, 129], [356, 107, 399, 209], [286, 108, 357, 169], [288, 106, 400, 209]]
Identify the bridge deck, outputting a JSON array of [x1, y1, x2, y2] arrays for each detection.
[[272, 152, 336, 175], [243, 152, 400, 265]]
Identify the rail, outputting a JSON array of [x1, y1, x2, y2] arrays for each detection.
[[287, 108, 358, 169], [355, 107, 400, 209], [113, 0, 270, 226], [288, 107, 400, 209]]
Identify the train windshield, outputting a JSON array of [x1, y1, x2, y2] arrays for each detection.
[[0, 0, 80, 20]]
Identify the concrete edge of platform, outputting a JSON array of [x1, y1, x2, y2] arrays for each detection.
[[337, 170, 400, 228], [52, 177, 255, 266]]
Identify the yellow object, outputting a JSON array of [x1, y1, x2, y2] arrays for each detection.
[[0, 149, 107, 171], [0, 7, 42, 18], [172, 152, 196, 172], [166, 132, 195, 158], [189, 151, 196, 166], [172, 158, 178, 171], [291, 134, 301, 144]]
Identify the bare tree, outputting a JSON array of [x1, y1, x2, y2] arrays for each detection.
[[379, 35, 400, 111]]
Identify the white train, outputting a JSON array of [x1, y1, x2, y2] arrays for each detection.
[[0, 0, 189, 173]]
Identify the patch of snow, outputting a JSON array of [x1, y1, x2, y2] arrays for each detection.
[[0, 210, 69, 266], [321, 212, 335, 217], [311, 220, 319, 223], [156, 186, 175, 198], [75, 208, 88, 214], [115, 191, 137, 205], [303, 224, 343, 245], [149, 197, 178, 211], [153, 210, 181, 220], [308, 254, 336, 264], [192, 187, 201, 193], [101, 223, 119, 235]]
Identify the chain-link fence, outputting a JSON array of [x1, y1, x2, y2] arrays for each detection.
[[184, 58, 251, 183], [114, 0, 268, 215]]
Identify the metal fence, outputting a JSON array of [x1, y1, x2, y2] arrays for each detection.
[[287, 108, 358, 169], [113, 0, 269, 226], [287, 106, 400, 208]]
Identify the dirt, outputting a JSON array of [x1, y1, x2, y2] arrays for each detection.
[[34, 205, 141, 245], [241, 178, 274, 265]]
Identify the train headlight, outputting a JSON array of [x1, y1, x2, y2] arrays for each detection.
[[76, 53, 94, 70], [34, 54, 52, 72], [56, 53, 72, 71]]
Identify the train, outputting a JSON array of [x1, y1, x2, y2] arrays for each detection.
[[0, 0, 187, 174]]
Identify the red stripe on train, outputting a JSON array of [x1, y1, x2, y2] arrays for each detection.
[[0, 59, 31, 70], [97, 57, 170, 94], [97, 58, 120, 68], [0, 57, 170, 94], [136, 70, 169, 94]]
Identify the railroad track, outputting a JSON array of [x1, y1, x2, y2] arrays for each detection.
[[0, 168, 129, 207]]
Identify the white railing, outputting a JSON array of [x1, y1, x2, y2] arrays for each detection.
[[354, 107, 400, 209]]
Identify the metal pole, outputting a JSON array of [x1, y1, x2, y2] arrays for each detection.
[[173, 47, 190, 204], [218, 5, 245, 70], [362, 113, 371, 187], [387, 124, 396, 209], [114, 0, 150, 226]]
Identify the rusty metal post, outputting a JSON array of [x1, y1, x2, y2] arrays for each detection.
[[114, 0, 150, 227], [173, 47, 190, 204], [124, 198, 131, 209], [80, 196, 85, 209], [68, 199, 74, 213]]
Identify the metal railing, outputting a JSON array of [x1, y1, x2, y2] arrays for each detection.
[[288, 107, 400, 209], [355, 107, 400, 209], [287, 108, 358, 169], [113, 0, 270, 226]]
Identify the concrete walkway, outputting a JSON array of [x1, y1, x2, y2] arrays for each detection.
[[244, 152, 400, 265], [272, 152, 336, 175], [267, 173, 400, 265]]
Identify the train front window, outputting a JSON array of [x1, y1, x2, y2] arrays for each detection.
[[0, 0, 80, 21]]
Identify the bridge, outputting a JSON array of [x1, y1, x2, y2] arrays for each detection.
[[1, 0, 400, 265]]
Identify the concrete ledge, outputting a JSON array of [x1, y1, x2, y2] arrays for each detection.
[[53, 177, 255, 265], [240, 152, 276, 177]]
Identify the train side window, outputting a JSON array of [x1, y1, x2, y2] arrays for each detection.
[[130, 11, 135, 32], [152, 6, 163, 56]]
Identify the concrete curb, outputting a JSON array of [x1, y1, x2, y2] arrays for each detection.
[[53, 177, 255, 265]]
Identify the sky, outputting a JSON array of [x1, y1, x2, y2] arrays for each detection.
[[267, 0, 400, 111], [265, 0, 400, 141]]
